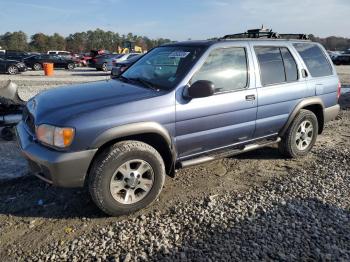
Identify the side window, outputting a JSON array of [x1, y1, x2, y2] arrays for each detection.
[[255, 46, 298, 86], [280, 47, 298, 82], [293, 43, 332, 77], [255, 47, 285, 86], [192, 47, 248, 93]]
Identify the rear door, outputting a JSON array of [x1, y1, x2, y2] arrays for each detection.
[[293, 43, 339, 108], [250, 43, 307, 138], [175, 43, 257, 159]]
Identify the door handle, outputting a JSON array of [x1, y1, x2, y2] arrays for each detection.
[[245, 94, 256, 101]]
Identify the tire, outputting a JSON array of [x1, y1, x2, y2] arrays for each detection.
[[67, 63, 75, 70], [1, 127, 14, 141], [89, 140, 165, 216], [7, 65, 19, 75], [102, 63, 108, 72], [33, 63, 42, 71], [279, 109, 318, 158]]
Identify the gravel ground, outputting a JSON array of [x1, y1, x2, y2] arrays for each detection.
[[0, 67, 349, 261]]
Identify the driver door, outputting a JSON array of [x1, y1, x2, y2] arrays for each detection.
[[175, 44, 257, 159]]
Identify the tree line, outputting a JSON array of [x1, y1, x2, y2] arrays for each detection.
[[1, 29, 349, 53], [0, 29, 172, 53]]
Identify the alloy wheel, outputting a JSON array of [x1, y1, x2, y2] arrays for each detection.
[[295, 120, 314, 151], [109, 159, 154, 204]]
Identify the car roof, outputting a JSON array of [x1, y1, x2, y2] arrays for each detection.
[[162, 38, 312, 48]]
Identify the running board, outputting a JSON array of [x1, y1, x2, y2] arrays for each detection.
[[179, 137, 281, 168]]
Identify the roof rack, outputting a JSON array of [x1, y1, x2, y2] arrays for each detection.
[[222, 26, 310, 40]]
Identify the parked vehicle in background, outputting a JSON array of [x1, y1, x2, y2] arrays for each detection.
[[332, 54, 350, 65], [16, 29, 341, 216], [0, 57, 26, 74], [0, 50, 30, 62], [47, 50, 71, 56], [111, 54, 143, 78], [24, 54, 76, 70], [92, 54, 123, 71]]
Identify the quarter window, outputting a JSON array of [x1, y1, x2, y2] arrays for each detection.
[[191, 47, 248, 93], [293, 43, 332, 77], [255, 46, 298, 86]]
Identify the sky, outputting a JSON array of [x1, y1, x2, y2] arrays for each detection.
[[0, 0, 349, 40]]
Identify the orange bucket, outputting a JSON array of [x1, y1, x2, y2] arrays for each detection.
[[43, 63, 54, 76]]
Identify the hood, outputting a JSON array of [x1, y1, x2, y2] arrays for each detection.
[[28, 80, 165, 124]]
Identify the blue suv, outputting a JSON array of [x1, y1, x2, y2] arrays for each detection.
[[16, 35, 341, 216]]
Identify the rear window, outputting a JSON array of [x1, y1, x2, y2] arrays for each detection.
[[293, 43, 333, 77], [255, 46, 298, 86]]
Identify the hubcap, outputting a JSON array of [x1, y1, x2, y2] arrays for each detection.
[[110, 159, 154, 204], [9, 67, 16, 74], [295, 120, 314, 151]]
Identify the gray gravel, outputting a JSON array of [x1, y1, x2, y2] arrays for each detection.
[[12, 144, 349, 261]]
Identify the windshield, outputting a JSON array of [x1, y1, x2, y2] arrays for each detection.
[[121, 46, 206, 90]]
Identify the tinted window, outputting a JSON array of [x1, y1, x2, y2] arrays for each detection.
[[255, 47, 285, 85], [255, 46, 298, 86], [280, 47, 298, 82], [192, 47, 248, 93], [293, 43, 332, 77]]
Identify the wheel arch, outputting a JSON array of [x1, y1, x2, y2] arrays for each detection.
[[86, 122, 177, 185], [280, 97, 325, 137]]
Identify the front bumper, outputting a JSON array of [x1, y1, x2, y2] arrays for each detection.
[[324, 104, 340, 123], [16, 121, 97, 188]]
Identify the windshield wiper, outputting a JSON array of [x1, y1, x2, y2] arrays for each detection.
[[118, 75, 130, 83], [129, 78, 160, 91]]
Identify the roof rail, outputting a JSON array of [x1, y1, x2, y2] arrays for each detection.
[[222, 27, 310, 40]]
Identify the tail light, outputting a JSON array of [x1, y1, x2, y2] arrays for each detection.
[[337, 81, 341, 100]]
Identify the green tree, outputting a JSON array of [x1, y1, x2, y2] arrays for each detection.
[[1, 31, 28, 50], [29, 33, 49, 52]]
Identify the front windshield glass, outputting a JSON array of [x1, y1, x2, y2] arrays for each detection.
[[121, 46, 206, 90]]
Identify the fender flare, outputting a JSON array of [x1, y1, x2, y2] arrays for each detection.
[[91, 122, 173, 149], [279, 97, 325, 137]]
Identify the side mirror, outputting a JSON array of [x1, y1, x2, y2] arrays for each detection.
[[187, 80, 215, 99]]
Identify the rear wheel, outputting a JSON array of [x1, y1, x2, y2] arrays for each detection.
[[279, 109, 318, 158], [7, 65, 19, 75], [89, 140, 165, 216], [33, 63, 42, 71]]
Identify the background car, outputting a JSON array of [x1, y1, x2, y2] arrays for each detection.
[[91, 54, 123, 71], [111, 54, 143, 78], [332, 54, 350, 65], [0, 50, 30, 62], [0, 57, 26, 74], [24, 54, 77, 70]]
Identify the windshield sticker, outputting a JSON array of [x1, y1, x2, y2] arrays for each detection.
[[168, 51, 190, 58], [168, 76, 176, 82]]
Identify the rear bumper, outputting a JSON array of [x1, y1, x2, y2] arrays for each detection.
[[16, 121, 97, 188], [324, 104, 340, 123]]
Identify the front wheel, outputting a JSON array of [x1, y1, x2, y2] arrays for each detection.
[[7, 65, 19, 75], [67, 63, 75, 70], [279, 109, 318, 158], [89, 141, 165, 216]]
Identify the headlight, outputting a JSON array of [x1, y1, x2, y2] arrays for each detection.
[[36, 124, 75, 148]]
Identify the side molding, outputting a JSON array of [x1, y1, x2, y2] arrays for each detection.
[[90, 122, 173, 149], [279, 97, 325, 137]]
